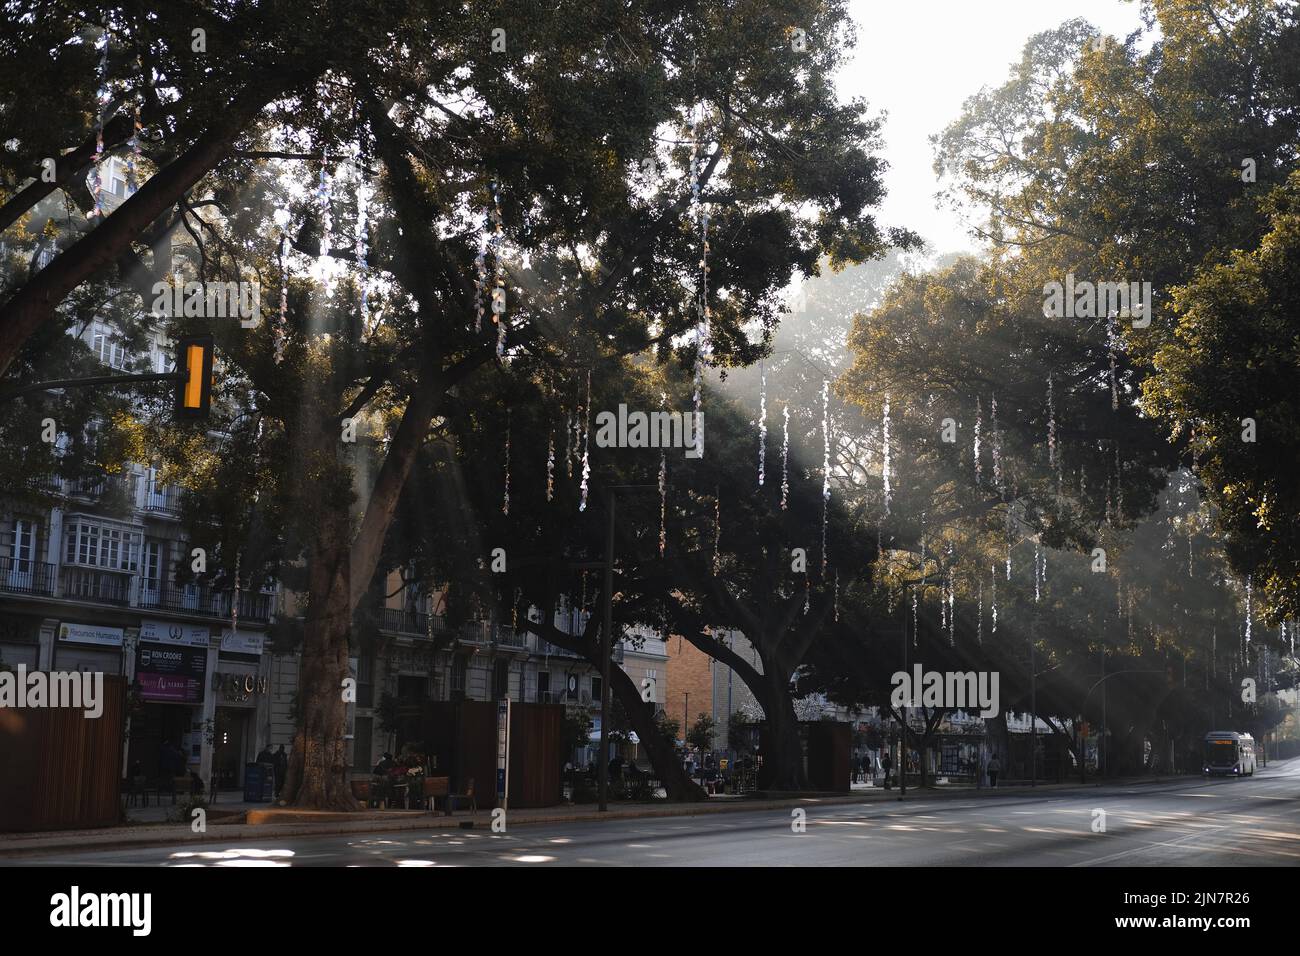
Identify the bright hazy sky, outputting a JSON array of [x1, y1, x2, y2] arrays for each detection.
[[840, 0, 1148, 256]]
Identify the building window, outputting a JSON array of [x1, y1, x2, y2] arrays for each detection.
[[590, 676, 602, 704], [353, 716, 373, 774], [357, 654, 374, 708], [398, 674, 426, 704], [64, 520, 137, 571], [9, 518, 36, 571], [450, 658, 466, 701], [90, 326, 131, 371], [536, 670, 550, 703], [492, 659, 510, 700]]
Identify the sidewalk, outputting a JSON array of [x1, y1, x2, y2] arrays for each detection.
[[0, 772, 1204, 858]]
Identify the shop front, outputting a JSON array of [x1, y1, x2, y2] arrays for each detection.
[[127, 621, 211, 780], [0, 614, 42, 669], [53, 620, 126, 674], [210, 627, 271, 791]]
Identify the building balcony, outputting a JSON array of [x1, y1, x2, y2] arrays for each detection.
[[378, 607, 450, 638], [59, 565, 132, 606], [137, 582, 272, 623], [141, 485, 184, 517], [0, 556, 56, 597], [66, 472, 135, 500], [538, 639, 587, 659]]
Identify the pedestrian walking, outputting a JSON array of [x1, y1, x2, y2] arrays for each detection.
[[881, 751, 893, 789], [273, 744, 288, 797], [987, 753, 1001, 788]]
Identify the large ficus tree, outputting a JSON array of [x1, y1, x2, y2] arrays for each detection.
[[2, 3, 912, 807]]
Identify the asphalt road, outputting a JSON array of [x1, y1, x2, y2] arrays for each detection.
[[16, 759, 1300, 867]]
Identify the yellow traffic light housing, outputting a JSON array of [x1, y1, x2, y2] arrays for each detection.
[[175, 334, 214, 419]]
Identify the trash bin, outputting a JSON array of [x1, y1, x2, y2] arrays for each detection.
[[244, 762, 275, 803]]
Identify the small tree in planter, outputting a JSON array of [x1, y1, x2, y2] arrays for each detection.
[[687, 714, 716, 758]]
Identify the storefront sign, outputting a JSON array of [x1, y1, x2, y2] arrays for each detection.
[[219, 629, 265, 655], [135, 642, 206, 703], [139, 620, 211, 648], [58, 622, 124, 646], [213, 670, 268, 702]]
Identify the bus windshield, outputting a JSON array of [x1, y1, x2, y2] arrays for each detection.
[[1205, 740, 1238, 766]]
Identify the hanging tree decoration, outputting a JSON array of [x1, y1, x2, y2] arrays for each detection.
[[758, 363, 767, 487], [1005, 507, 1013, 581], [1034, 537, 1042, 602], [316, 155, 333, 259], [1047, 374, 1057, 468], [991, 395, 1003, 496], [882, 394, 892, 518], [803, 570, 811, 616], [977, 578, 983, 645], [1107, 314, 1120, 411], [689, 102, 711, 458], [713, 489, 722, 576], [821, 379, 831, 578], [833, 569, 839, 623], [948, 544, 956, 644], [474, 205, 488, 333], [948, 572, 955, 646], [546, 427, 555, 502], [780, 404, 790, 510], [565, 391, 575, 479], [579, 370, 592, 512], [275, 217, 290, 363], [490, 181, 508, 357], [659, 392, 668, 557], [1114, 445, 1124, 525], [502, 410, 511, 515], [230, 550, 240, 643], [91, 27, 110, 218], [912, 588, 919, 647], [125, 103, 141, 194], [973, 395, 983, 485], [990, 565, 997, 637], [355, 146, 371, 320], [1244, 575, 1253, 649]]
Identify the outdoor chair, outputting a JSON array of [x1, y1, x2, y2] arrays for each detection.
[[445, 777, 477, 815]]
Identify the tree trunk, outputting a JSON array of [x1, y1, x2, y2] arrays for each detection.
[[281, 503, 360, 810], [761, 672, 808, 791], [608, 666, 705, 802]]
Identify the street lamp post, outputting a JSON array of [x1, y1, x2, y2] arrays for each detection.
[[1030, 634, 1036, 787], [597, 491, 615, 812], [1079, 669, 1163, 784]]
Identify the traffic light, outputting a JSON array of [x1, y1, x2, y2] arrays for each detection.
[[175, 334, 214, 419]]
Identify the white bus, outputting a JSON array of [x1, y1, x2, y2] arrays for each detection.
[[1203, 731, 1256, 777]]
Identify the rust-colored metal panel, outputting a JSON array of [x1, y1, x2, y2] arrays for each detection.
[[508, 703, 562, 808], [419, 699, 563, 808], [806, 721, 851, 792], [0, 675, 125, 832]]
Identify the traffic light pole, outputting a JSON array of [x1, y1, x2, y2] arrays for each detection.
[[0, 370, 182, 402]]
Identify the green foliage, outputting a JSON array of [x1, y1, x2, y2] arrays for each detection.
[[687, 713, 716, 753]]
